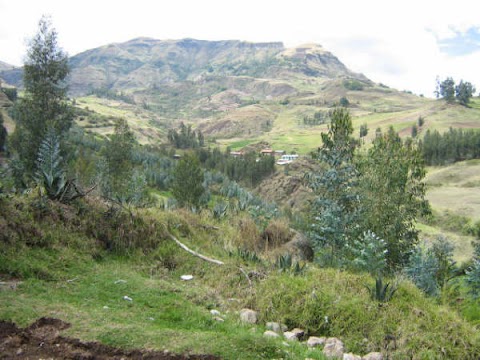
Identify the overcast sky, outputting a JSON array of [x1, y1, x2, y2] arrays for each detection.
[[1, 0, 479, 97]]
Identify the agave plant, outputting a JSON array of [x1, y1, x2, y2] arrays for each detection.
[[366, 277, 397, 302], [213, 201, 228, 219]]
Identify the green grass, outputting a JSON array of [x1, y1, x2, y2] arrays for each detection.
[[1, 195, 480, 358]]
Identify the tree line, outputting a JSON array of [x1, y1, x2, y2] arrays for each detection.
[[420, 128, 480, 165]]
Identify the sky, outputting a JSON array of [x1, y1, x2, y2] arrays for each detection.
[[1, 0, 479, 97]]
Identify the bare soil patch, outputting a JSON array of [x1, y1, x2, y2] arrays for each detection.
[[0, 317, 219, 359]]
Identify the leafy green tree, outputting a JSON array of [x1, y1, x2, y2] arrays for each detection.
[[339, 97, 350, 107], [172, 153, 205, 208], [100, 119, 141, 203], [359, 123, 368, 138], [418, 116, 425, 128], [411, 125, 418, 138], [405, 245, 440, 297], [307, 107, 360, 265], [431, 235, 456, 290], [11, 16, 72, 175], [436, 77, 455, 103], [349, 230, 387, 277], [455, 80, 476, 106], [358, 127, 429, 269]]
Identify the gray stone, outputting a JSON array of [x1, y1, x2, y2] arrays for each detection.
[[210, 309, 221, 316], [263, 330, 280, 338], [343, 353, 362, 360], [239, 308, 258, 324], [283, 331, 299, 341], [362, 352, 383, 360], [323, 337, 344, 358], [307, 336, 326, 348], [266, 322, 282, 333], [213, 316, 224, 322]]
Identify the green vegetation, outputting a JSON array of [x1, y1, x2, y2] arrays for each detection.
[[421, 128, 480, 165], [2, 16, 480, 360], [172, 153, 205, 208], [10, 16, 72, 176]]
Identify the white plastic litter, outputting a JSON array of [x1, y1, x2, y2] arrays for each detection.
[[123, 295, 133, 301], [180, 275, 193, 281]]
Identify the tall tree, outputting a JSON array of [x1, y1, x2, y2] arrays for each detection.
[[455, 80, 476, 106], [11, 16, 72, 175], [358, 127, 429, 269], [307, 108, 360, 265], [101, 118, 137, 202], [436, 77, 455, 103], [172, 153, 205, 208]]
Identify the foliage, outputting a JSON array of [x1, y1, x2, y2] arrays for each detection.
[[421, 128, 480, 165], [171, 153, 205, 209], [307, 108, 360, 266], [212, 201, 228, 219], [99, 119, 147, 205], [10, 16, 73, 176], [411, 124, 418, 138], [198, 147, 275, 186], [255, 268, 480, 358], [358, 127, 429, 270], [456, 80, 476, 106], [1, 87, 17, 102], [303, 110, 328, 126], [365, 277, 397, 302], [418, 116, 425, 127], [359, 123, 368, 138], [405, 245, 440, 297], [436, 77, 455, 103], [0, 112, 7, 152], [436, 77, 476, 106], [343, 79, 364, 91], [349, 230, 387, 277], [167, 122, 204, 149], [339, 96, 350, 107], [431, 235, 456, 290], [466, 260, 480, 299], [274, 253, 305, 275]]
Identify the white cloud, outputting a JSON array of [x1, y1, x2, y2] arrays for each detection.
[[1, 0, 479, 96]]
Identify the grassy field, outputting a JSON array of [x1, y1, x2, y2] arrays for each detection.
[[426, 160, 480, 221], [75, 96, 167, 144], [1, 196, 480, 359]]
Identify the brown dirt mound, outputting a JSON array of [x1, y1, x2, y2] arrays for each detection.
[[0, 317, 220, 359]]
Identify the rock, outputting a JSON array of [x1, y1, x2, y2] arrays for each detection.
[[239, 309, 258, 324], [307, 336, 326, 348], [343, 353, 362, 360], [283, 331, 299, 341], [266, 322, 287, 333], [210, 309, 221, 316], [291, 328, 305, 339], [180, 275, 193, 281], [323, 337, 344, 359], [213, 316, 224, 322], [282, 229, 314, 261], [263, 330, 280, 338], [362, 352, 383, 360]]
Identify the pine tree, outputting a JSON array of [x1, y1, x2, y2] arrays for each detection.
[[172, 153, 205, 209], [11, 16, 73, 176]]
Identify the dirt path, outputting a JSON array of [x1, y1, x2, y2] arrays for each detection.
[[0, 317, 220, 359]]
